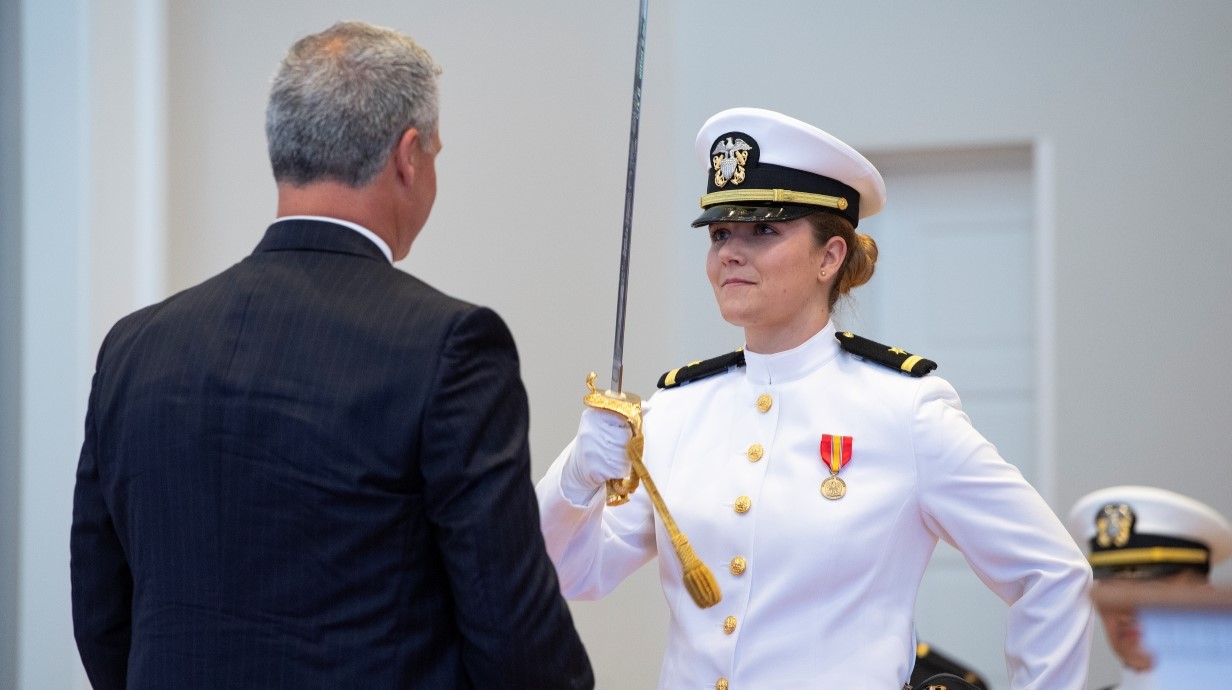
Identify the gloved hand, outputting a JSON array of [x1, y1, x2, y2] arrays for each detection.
[[559, 407, 633, 505]]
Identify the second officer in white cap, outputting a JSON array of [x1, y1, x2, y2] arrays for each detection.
[[538, 107, 1093, 689], [1069, 486, 1232, 690]]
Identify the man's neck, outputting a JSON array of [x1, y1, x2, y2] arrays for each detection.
[[276, 180, 397, 254]]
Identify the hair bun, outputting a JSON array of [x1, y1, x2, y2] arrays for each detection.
[[839, 233, 878, 293]]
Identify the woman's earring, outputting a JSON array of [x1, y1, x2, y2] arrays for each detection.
[[820, 270, 828, 278]]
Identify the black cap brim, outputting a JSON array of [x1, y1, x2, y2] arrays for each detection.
[[1093, 563, 1206, 580], [690, 203, 819, 228]]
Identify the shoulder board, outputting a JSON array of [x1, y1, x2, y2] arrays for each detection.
[[657, 349, 746, 389], [835, 331, 937, 377]]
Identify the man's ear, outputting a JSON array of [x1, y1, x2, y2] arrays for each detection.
[[392, 128, 421, 186]]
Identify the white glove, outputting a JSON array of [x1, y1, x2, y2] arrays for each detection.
[[559, 407, 633, 505]]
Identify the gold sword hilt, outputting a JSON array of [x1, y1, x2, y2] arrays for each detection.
[[583, 372, 642, 506]]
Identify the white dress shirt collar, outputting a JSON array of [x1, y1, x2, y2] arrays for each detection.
[[275, 215, 393, 264]]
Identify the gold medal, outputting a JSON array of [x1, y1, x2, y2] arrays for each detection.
[[821, 474, 846, 500], [819, 434, 852, 500]]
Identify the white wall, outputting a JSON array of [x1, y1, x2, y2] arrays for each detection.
[[4, 0, 165, 687], [1, 0, 24, 686], [6, 1, 1231, 688], [9, 0, 93, 687]]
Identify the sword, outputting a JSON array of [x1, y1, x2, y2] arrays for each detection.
[[610, 0, 648, 394], [580, 0, 721, 609]]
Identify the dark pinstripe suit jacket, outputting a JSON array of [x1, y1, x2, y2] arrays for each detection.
[[71, 219, 593, 689]]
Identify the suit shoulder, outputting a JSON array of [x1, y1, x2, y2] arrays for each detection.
[[657, 349, 746, 389], [834, 331, 937, 378], [382, 270, 484, 319], [99, 281, 203, 352]]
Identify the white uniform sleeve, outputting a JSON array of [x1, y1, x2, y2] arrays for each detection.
[[537, 439, 658, 600], [912, 376, 1093, 690]]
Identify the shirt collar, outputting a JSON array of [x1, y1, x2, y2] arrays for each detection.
[[742, 322, 839, 385], [274, 215, 393, 264]]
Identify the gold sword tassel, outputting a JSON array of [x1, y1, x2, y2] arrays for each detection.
[[584, 373, 721, 609]]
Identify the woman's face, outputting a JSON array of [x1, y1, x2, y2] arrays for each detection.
[[705, 218, 842, 353]]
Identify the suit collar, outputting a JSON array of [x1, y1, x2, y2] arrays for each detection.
[[255, 218, 391, 263]]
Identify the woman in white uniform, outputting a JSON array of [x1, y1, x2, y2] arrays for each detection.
[[537, 107, 1093, 690]]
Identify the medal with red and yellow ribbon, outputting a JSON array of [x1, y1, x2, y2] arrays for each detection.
[[819, 434, 852, 500]]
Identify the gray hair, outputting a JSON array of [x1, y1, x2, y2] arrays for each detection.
[[266, 22, 441, 187]]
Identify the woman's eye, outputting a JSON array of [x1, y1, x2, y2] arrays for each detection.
[[709, 228, 730, 242], [754, 224, 776, 235]]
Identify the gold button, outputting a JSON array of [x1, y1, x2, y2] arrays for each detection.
[[730, 556, 747, 576], [723, 615, 737, 634], [756, 393, 773, 413], [746, 444, 764, 462], [716, 679, 729, 690], [733, 496, 752, 513]]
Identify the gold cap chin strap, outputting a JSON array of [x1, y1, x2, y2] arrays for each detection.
[[700, 187, 849, 211], [1088, 546, 1209, 567]]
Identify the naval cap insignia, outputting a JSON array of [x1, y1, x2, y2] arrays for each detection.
[[711, 133, 754, 188], [1096, 503, 1134, 548]]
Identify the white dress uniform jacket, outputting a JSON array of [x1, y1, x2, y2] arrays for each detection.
[[539, 323, 1093, 690]]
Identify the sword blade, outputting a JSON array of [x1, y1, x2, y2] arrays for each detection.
[[611, 0, 649, 394]]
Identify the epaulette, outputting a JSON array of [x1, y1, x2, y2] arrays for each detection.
[[657, 349, 746, 389], [835, 331, 937, 377]]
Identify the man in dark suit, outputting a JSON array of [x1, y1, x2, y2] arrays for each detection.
[[70, 21, 593, 689]]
